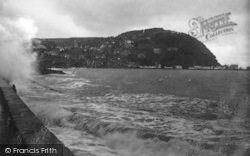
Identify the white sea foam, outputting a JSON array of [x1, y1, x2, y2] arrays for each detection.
[[103, 131, 227, 156]]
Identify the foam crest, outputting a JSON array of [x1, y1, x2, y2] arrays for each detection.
[[103, 132, 227, 156]]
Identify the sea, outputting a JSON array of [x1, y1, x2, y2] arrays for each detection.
[[20, 68, 250, 156]]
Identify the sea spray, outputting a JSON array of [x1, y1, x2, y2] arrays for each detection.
[[0, 17, 37, 90]]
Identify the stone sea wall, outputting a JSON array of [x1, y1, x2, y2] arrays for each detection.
[[0, 79, 74, 156]]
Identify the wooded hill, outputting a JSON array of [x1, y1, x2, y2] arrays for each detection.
[[32, 28, 220, 71]]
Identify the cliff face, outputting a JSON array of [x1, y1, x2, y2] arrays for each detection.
[[33, 28, 220, 71]]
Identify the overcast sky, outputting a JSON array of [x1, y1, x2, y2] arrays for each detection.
[[0, 0, 249, 67]]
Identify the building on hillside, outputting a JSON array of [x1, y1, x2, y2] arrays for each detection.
[[153, 48, 161, 54], [73, 40, 79, 48], [167, 47, 178, 52], [176, 65, 183, 69], [229, 64, 238, 70]]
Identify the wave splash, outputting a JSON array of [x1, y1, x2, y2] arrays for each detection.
[[0, 17, 37, 90], [103, 131, 233, 156]]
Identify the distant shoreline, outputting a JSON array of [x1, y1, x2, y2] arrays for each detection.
[[44, 67, 249, 74]]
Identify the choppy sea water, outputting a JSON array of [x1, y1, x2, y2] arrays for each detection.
[[20, 68, 250, 156]]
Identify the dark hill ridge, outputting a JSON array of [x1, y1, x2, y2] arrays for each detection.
[[32, 28, 220, 71]]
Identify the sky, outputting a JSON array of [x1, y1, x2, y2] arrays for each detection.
[[0, 0, 249, 67]]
